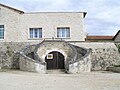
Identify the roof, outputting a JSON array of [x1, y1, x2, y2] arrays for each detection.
[[0, 3, 87, 17], [26, 12, 87, 18], [0, 3, 24, 13], [87, 36, 114, 40], [113, 30, 120, 40]]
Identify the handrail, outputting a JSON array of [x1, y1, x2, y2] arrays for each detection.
[[21, 44, 36, 55], [68, 44, 91, 64], [19, 40, 46, 65], [19, 52, 46, 65], [68, 44, 78, 62], [34, 40, 46, 62]]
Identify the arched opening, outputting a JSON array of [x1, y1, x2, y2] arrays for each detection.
[[45, 51, 65, 70]]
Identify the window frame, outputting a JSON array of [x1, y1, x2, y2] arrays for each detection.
[[0, 8, 2, 17], [0, 25, 4, 39], [57, 27, 70, 38], [29, 28, 42, 39]]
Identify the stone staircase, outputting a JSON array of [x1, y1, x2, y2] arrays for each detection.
[[18, 40, 91, 74], [47, 69, 66, 74]]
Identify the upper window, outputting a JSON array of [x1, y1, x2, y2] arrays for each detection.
[[29, 28, 42, 39], [0, 8, 1, 16], [0, 25, 4, 39], [57, 27, 70, 38]]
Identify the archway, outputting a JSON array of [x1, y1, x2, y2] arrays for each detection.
[[45, 51, 65, 70]]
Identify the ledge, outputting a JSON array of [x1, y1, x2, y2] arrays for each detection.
[[28, 38, 43, 40]]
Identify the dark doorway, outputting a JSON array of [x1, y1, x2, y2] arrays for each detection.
[[45, 51, 65, 70]]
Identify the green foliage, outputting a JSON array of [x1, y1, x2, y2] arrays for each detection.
[[114, 65, 120, 67], [114, 43, 120, 52], [117, 44, 120, 53]]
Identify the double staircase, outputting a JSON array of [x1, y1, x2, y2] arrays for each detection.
[[19, 40, 91, 74]]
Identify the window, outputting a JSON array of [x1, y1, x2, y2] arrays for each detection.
[[29, 28, 42, 39], [47, 54, 53, 59], [57, 27, 70, 38], [0, 8, 1, 16], [0, 25, 4, 39], [0, 8, 2, 16]]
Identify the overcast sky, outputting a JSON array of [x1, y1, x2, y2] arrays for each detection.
[[1, 0, 120, 36]]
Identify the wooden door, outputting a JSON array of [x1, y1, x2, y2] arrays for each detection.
[[45, 51, 65, 70]]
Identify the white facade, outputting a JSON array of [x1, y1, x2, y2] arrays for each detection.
[[0, 4, 86, 42]]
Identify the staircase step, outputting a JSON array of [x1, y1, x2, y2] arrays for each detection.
[[47, 69, 65, 74]]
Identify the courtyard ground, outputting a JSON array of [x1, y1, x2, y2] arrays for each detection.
[[0, 70, 120, 90]]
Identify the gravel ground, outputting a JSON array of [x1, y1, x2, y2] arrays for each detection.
[[0, 70, 120, 90]]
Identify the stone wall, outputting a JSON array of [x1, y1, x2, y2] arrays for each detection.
[[0, 42, 120, 71], [68, 50, 91, 73], [0, 42, 38, 69], [91, 48, 120, 70], [19, 52, 46, 73], [71, 42, 120, 70]]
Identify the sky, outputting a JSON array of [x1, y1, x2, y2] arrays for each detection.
[[0, 0, 120, 36]]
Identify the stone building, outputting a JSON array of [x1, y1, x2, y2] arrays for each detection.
[[113, 30, 120, 42], [0, 3, 120, 73]]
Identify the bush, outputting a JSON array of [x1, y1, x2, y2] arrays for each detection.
[[114, 65, 120, 67]]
